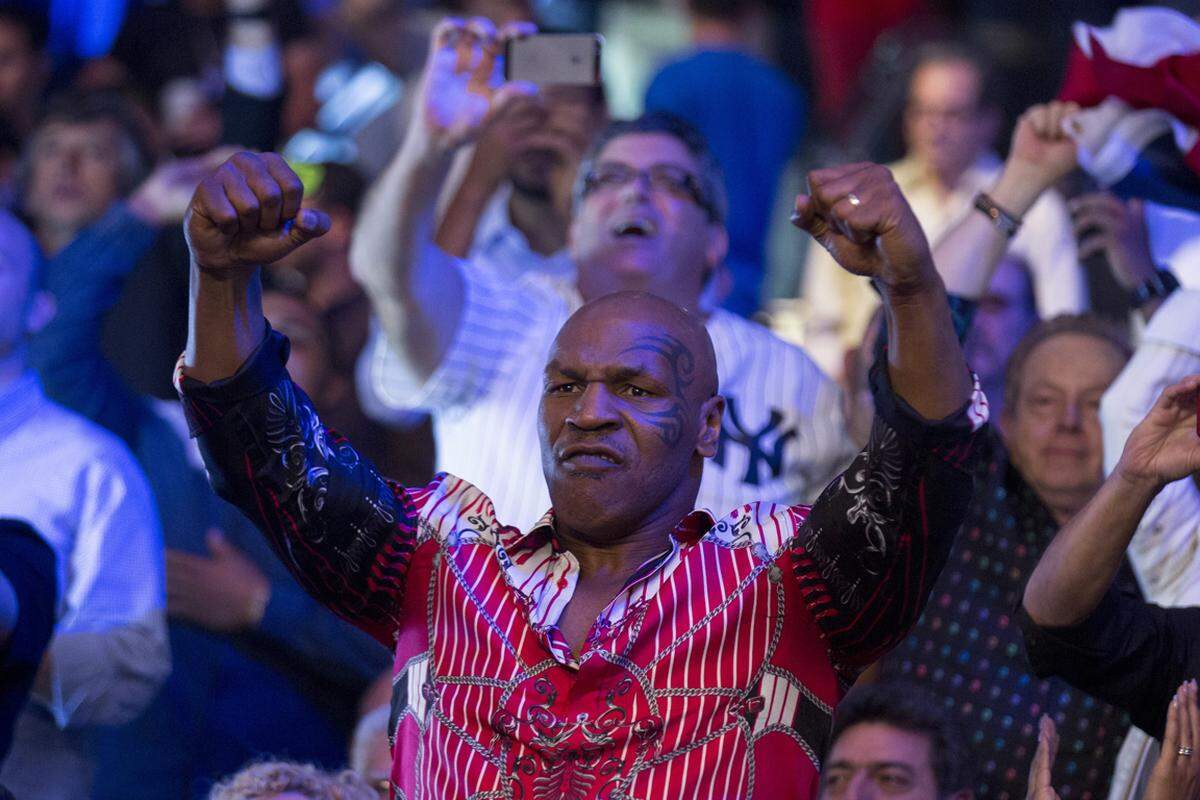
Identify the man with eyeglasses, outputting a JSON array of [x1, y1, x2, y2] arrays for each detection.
[[351, 18, 857, 532]]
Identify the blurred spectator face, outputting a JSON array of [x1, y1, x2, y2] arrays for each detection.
[[570, 132, 727, 307], [903, 59, 992, 183], [262, 292, 335, 402], [24, 120, 126, 233], [462, 0, 533, 26], [962, 258, 1037, 412], [0, 212, 49, 361], [509, 87, 603, 200], [0, 17, 45, 124], [820, 721, 945, 800], [1002, 333, 1127, 515]]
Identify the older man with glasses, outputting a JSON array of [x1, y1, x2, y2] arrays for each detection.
[[350, 18, 857, 533]]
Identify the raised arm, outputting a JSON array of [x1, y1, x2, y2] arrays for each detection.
[[1025, 375, 1200, 627], [349, 17, 535, 378], [934, 101, 1080, 300], [181, 152, 420, 643], [789, 164, 986, 674]]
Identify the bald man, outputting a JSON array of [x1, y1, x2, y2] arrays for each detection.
[[179, 153, 987, 798]]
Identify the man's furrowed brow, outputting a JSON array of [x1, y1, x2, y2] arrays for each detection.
[[544, 361, 655, 383]]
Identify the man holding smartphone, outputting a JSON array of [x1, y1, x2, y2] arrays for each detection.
[[350, 17, 857, 533]]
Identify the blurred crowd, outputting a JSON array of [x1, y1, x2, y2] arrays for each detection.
[[1, 0, 1200, 798]]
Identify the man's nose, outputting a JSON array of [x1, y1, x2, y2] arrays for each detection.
[[57, 147, 85, 173], [566, 383, 620, 430], [845, 771, 876, 800], [1059, 399, 1084, 431], [617, 171, 653, 202]]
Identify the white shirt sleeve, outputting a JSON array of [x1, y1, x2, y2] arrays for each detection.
[[39, 446, 169, 728], [357, 256, 556, 422], [1009, 189, 1088, 317], [1100, 290, 1200, 604]]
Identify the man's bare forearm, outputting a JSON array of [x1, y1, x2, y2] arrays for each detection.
[[1024, 468, 1161, 627], [936, 161, 1050, 300], [184, 265, 266, 384], [435, 152, 500, 258], [350, 140, 464, 377], [882, 278, 974, 421]]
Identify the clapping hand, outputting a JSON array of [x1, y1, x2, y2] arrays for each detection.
[[790, 163, 938, 295], [1116, 376, 1200, 490], [412, 17, 538, 155], [1145, 681, 1200, 800], [1026, 715, 1062, 800], [166, 530, 271, 633]]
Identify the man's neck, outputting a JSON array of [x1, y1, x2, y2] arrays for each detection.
[[1034, 486, 1093, 528], [508, 189, 567, 257], [691, 16, 745, 49], [923, 159, 974, 200], [36, 222, 82, 258], [554, 492, 698, 586], [0, 351, 28, 396]]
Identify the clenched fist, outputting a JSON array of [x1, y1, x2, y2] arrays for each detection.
[[184, 151, 331, 274], [790, 162, 937, 294]]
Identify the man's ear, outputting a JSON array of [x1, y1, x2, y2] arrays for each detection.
[[695, 394, 725, 458], [705, 223, 729, 272], [24, 290, 56, 335]]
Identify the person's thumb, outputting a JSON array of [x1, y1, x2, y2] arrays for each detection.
[[206, 528, 234, 558], [286, 208, 332, 247]]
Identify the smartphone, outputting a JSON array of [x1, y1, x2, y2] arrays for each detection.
[[504, 33, 603, 86]]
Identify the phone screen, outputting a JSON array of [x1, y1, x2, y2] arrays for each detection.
[[504, 34, 602, 86]]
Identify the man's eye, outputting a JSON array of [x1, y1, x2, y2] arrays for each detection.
[[876, 771, 911, 791], [624, 384, 651, 398], [548, 382, 578, 394]]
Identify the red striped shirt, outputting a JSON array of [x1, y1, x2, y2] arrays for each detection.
[[178, 331, 986, 799]]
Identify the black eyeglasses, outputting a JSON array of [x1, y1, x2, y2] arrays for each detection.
[[581, 162, 719, 221]]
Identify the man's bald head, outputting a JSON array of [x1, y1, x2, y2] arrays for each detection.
[[540, 290, 725, 541], [556, 291, 719, 403]]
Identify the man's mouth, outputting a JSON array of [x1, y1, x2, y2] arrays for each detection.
[[558, 444, 624, 467], [611, 218, 657, 238]]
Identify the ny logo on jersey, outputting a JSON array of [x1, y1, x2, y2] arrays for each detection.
[[714, 398, 798, 486]]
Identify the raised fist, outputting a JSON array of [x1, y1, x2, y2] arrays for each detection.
[[791, 162, 937, 293], [184, 151, 330, 274], [412, 16, 538, 155], [1007, 101, 1081, 190]]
